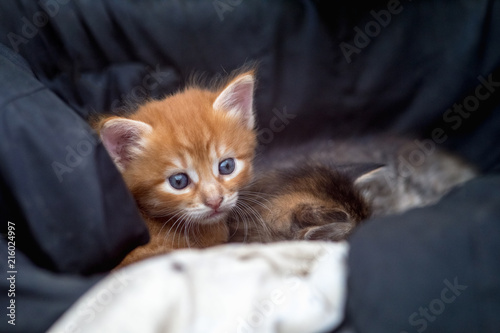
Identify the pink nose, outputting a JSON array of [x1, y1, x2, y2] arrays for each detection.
[[205, 196, 223, 210]]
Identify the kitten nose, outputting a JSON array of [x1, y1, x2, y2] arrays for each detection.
[[205, 196, 223, 210]]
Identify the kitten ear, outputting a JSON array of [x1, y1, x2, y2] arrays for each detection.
[[99, 118, 153, 172], [354, 166, 386, 185], [213, 73, 255, 129], [336, 163, 386, 185]]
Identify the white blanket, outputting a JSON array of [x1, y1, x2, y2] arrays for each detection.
[[49, 241, 348, 333]]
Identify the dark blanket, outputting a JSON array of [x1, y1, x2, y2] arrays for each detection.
[[0, 1, 499, 332]]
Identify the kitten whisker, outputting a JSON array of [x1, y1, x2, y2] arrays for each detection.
[[175, 214, 190, 249], [163, 220, 179, 248], [149, 206, 184, 218], [157, 210, 184, 238], [233, 199, 271, 242], [239, 181, 279, 195], [187, 216, 202, 249], [237, 195, 272, 212], [167, 213, 187, 249], [228, 206, 247, 241], [183, 216, 192, 249], [239, 189, 278, 202], [237, 203, 268, 242]]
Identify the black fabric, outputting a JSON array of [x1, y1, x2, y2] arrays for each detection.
[[0, 0, 498, 332], [0, 44, 148, 274], [0, 37, 148, 332], [1, 1, 499, 172], [0, 237, 103, 333], [347, 175, 500, 333]]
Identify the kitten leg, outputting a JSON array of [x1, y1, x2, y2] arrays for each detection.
[[299, 224, 354, 241], [292, 204, 356, 241]]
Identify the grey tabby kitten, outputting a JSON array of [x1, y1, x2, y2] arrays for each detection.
[[229, 136, 477, 242]]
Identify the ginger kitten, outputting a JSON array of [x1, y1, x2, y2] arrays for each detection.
[[94, 70, 257, 266]]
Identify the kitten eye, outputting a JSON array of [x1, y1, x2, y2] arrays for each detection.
[[219, 158, 236, 175], [168, 173, 190, 190]]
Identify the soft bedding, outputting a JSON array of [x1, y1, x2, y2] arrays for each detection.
[[48, 242, 348, 333]]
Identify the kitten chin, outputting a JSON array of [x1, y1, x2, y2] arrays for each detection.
[[93, 68, 258, 267]]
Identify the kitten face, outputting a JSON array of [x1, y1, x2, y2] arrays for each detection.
[[134, 123, 255, 225], [98, 72, 257, 226]]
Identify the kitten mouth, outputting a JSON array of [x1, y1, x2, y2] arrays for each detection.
[[188, 202, 235, 224], [209, 211, 223, 217], [201, 210, 228, 224]]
